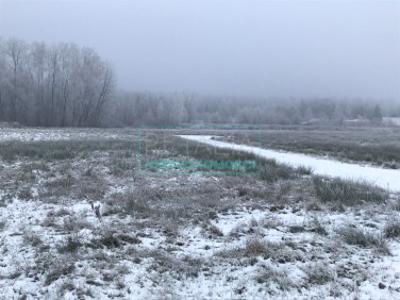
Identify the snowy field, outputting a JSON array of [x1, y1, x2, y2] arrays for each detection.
[[0, 128, 133, 142], [1, 129, 400, 299], [179, 135, 400, 192]]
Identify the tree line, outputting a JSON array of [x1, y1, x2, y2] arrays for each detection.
[[0, 38, 113, 127], [111, 93, 386, 127], [0, 37, 395, 128]]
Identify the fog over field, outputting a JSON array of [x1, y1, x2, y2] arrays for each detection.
[[1, 0, 399, 98], [1, 1, 400, 300]]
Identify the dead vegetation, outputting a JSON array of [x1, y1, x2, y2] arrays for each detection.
[[313, 177, 388, 210], [0, 129, 399, 299], [337, 225, 390, 254]]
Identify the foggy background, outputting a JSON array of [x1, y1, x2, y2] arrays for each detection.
[[0, 0, 399, 99]]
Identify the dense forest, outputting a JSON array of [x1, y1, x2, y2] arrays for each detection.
[[0, 37, 396, 128]]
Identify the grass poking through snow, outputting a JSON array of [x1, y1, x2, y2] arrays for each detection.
[[313, 177, 388, 208]]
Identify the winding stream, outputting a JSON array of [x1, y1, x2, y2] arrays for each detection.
[[178, 135, 400, 193]]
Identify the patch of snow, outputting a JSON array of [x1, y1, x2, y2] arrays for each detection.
[[0, 128, 131, 142]]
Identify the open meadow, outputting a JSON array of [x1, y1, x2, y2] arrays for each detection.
[[2, 1, 399, 298], [1, 127, 400, 299], [214, 126, 400, 169]]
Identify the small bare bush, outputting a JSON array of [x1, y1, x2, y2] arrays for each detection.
[[384, 218, 400, 239], [45, 260, 75, 285], [297, 166, 313, 175], [18, 187, 33, 200], [54, 208, 71, 217], [23, 231, 43, 247], [337, 225, 389, 254], [204, 223, 223, 237], [77, 182, 106, 200], [109, 158, 135, 176], [243, 238, 268, 256], [313, 177, 388, 208], [389, 196, 400, 211], [35, 253, 76, 286], [308, 218, 328, 235], [303, 263, 335, 285], [44, 175, 75, 197], [0, 221, 5, 231], [41, 215, 57, 227], [255, 264, 294, 290], [147, 250, 204, 279], [95, 231, 121, 249], [122, 189, 153, 217], [218, 238, 298, 263], [57, 235, 82, 253], [63, 216, 93, 232], [258, 160, 293, 183]]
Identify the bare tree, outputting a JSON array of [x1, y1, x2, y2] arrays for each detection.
[[47, 47, 60, 125], [30, 42, 47, 125], [0, 39, 5, 120], [91, 65, 114, 126], [6, 39, 26, 122]]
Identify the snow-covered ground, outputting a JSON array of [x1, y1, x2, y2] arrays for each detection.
[[179, 135, 400, 192], [2, 188, 400, 299], [0, 128, 133, 142], [1, 129, 400, 299]]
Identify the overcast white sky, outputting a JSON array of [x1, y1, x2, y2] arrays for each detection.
[[0, 0, 399, 99]]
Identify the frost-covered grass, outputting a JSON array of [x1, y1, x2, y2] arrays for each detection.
[[384, 218, 400, 239], [1, 128, 400, 299], [181, 134, 400, 192], [313, 177, 388, 209], [337, 225, 390, 254], [0, 139, 134, 161], [218, 127, 400, 169]]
